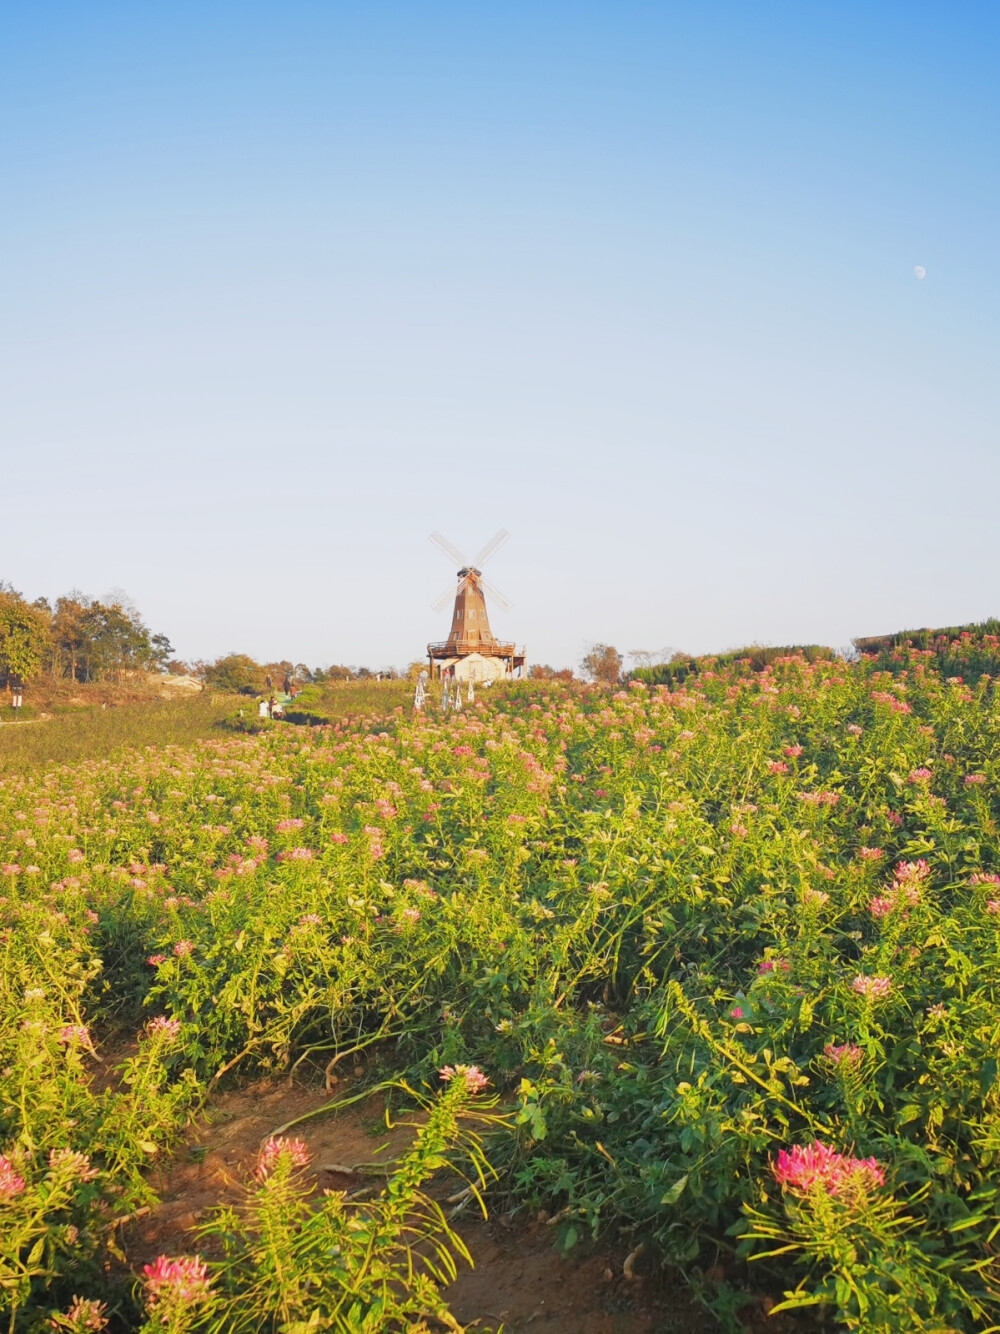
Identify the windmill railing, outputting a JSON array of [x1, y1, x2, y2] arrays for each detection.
[[427, 640, 523, 658]]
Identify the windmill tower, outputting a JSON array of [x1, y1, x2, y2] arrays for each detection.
[[427, 530, 526, 682]]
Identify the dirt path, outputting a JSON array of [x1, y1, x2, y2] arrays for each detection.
[[122, 1076, 807, 1333]]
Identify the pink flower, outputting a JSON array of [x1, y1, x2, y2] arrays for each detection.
[[758, 959, 790, 974], [329, 831, 349, 844], [846, 724, 863, 736], [1, 864, 21, 875], [802, 888, 830, 907], [275, 818, 305, 832], [146, 1016, 182, 1041], [401, 907, 421, 923], [823, 1043, 863, 1067], [50, 1296, 109, 1331], [852, 974, 892, 1000], [773, 1141, 885, 1197], [887, 809, 904, 826], [965, 773, 987, 785], [48, 1148, 99, 1181], [277, 846, 314, 862], [172, 940, 194, 958], [784, 745, 803, 757], [768, 761, 789, 775], [987, 901, 1000, 915], [298, 913, 322, 927], [970, 872, 1000, 885], [255, 1136, 311, 1181], [58, 1025, 93, 1049], [147, 954, 166, 966], [506, 814, 527, 824], [439, 1064, 490, 1094], [907, 768, 932, 784], [0, 1154, 26, 1198], [859, 846, 883, 860], [141, 1255, 213, 1309], [67, 849, 85, 864], [868, 896, 896, 918], [729, 1006, 745, 1019]]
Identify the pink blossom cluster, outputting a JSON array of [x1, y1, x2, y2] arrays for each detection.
[[274, 818, 305, 831], [852, 974, 892, 1000], [869, 860, 929, 918], [439, 1063, 490, 1094], [797, 790, 840, 806], [50, 1297, 109, 1331], [58, 1025, 93, 1048], [276, 846, 314, 862], [758, 958, 790, 975], [255, 1136, 311, 1181], [964, 773, 987, 785], [141, 1254, 213, 1308], [48, 1148, 99, 1181], [871, 690, 912, 714], [0, 1153, 26, 1198], [773, 1140, 885, 1197], [823, 1043, 864, 1067], [146, 1015, 182, 1041]]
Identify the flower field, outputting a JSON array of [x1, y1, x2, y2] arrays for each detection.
[[6, 643, 1000, 1330]]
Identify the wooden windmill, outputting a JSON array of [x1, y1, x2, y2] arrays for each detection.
[[426, 530, 525, 681]]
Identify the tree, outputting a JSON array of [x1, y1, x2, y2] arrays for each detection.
[[202, 654, 264, 694], [0, 592, 50, 685], [529, 664, 574, 681], [580, 643, 623, 685]]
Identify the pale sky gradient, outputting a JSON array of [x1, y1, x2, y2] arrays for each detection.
[[3, 3, 998, 671]]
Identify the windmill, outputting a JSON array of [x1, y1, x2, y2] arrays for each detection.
[[426, 529, 526, 682]]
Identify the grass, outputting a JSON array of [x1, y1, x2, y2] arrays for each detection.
[[283, 677, 414, 724], [0, 693, 235, 775]]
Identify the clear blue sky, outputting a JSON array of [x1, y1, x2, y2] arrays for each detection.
[[3, 3, 998, 670]]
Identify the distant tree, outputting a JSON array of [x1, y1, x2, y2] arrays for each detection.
[[581, 643, 623, 685], [0, 592, 50, 685], [405, 661, 427, 681], [203, 653, 264, 694], [326, 665, 354, 682], [529, 664, 574, 681], [149, 633, 174, 672], [165, 660, 189, 676]]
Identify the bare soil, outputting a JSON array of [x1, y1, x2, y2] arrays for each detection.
[[118, 1075, 815, 1333]]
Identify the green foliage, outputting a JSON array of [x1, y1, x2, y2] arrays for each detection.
[[201, 653, 265, 694], [0, 591, 50, 683], [10, 642, 1000, 1327], [0, 694, 235, 775], [856, 622, 1000, 681], [632, 643, 836, 687]]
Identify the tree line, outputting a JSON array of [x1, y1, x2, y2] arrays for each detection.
[[0, 583, 173, 687]]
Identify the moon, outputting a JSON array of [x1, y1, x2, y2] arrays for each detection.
[[914, 265, 927, 280]]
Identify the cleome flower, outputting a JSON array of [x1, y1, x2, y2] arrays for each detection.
[[0, 1153, 26, 1199], [823, 1042, 864, 1067], [255, 1136, 311, 1182], [146, 1015, 182, 1041], [773, 1140, 885, 1198], [48, 1148, 99, 1182], [852, 974, 892, 1000], [49, 1296, 109, 1331], [141, 1254, 213, 1309], [439, 1064, 490, 1094]]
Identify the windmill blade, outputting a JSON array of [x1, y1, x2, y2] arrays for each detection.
[[430, 531, 468, 567], [472, 528, 509, 568], [481, 577, 512, 612], [431, 573, 469, 613]]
